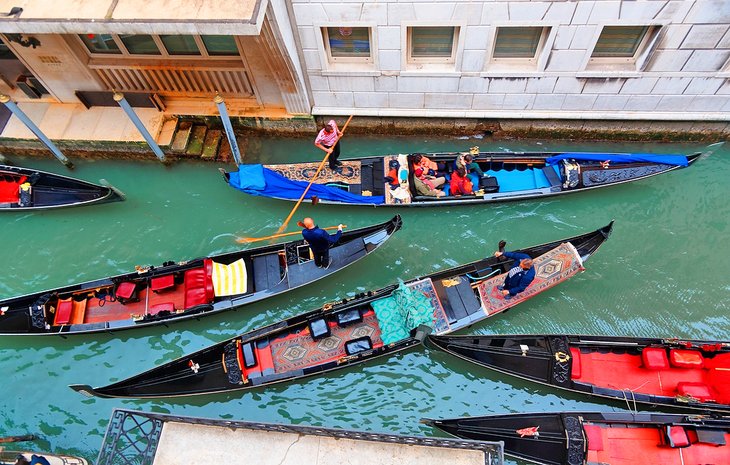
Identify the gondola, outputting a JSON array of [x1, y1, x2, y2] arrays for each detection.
[[0, 165, 124, 211], [426, 411, 730, 465], [221, 143, 721, 208], [70, 222, 612, 399], [428, 334, 730, 413], [0, 216, 402, 336], [1, 451, 88, 465]]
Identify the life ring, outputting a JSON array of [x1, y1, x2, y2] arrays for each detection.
[[554, 351, 571, 363]]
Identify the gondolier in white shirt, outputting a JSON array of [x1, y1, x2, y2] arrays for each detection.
[[314, 119, 344, 170]]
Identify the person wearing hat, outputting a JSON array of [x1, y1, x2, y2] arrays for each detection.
[[314, 119, 344, 170], [493, 249, 535, 300], [300, 218, 343, 268]]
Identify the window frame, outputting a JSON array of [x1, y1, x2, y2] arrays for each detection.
[[321, 26, 373, 64], [580, 22, 664, 74], [406, 25, 460, 65], [76, 33, 241, 59], [483, 23, 556, 74]]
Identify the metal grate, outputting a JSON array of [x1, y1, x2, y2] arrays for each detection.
[[91, 66, 254, 97], [96, 410, 163, 465]]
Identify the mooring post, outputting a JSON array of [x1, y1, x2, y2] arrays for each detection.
[[213, 94, 242, 165], [0, 94, 73, 169], [113, 92, 166, 163]]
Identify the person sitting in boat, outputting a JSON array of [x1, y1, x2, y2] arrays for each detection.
[[300, 217, 343, 268], [413, 167, 447, 197], [314, 120, 343, 170], [456, 153, 485, 189], [493, 250, 535, 300], [14, 454, 51, 465], [449, 167, 473, 196], [414, 154, 448, 178]]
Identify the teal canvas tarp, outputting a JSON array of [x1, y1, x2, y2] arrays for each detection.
[[371, 281, 436, 345]]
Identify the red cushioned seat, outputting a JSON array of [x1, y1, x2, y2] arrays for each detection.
[[677, 382, 714, 402], [570, 347, 582, 379], [670, 349, 705, 369], [54, 299, 73, 325], [151, 274, 175, 293], [149, 302, 175, 315], [666, 425, 690, 448], [183, 259, 214, 309], [0, 175, 25, 203], [115, 282, 137, 300], [642, 347, 669, 370], [584, 424, 604, 451]]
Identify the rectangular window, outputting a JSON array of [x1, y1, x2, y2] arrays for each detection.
[[201, 35, 239, 56], [160, 35, 200, 56], [591, 26, 649, 58], [323, 27, 371, 62], [79, 34, 121, 54], [119, 34, 161, 55], [493, 27, 544, 59], [409, 27, 457, 62]]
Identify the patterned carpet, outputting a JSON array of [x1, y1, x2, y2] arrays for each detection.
[[408, 278, 450, 333], [477, 242, 584, 316], [270, 311, 382, 373], [265, 160, 361, 184]]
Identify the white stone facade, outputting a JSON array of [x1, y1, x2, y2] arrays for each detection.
[[289, 0, 730, 121]]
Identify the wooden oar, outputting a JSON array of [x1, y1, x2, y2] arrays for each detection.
[[0, 434, 36, 443], [274, 115, 354, 236], [236, 225, 346, 244]]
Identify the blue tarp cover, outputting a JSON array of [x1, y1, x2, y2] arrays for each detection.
[[546, 153, 688, 167], [228, 164, 385, 205]]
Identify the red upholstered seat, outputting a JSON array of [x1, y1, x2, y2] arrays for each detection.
[[584, 424, 604, 451], [677, 382, 714, 402], [666, 426, 690, 448], [151, 274, 175, 293], [570, 347, 582, 379], [642, 347, 669, 370], [670, 349, 705, 369], [0, 175, 25, 203], [55, 299, 73, 325], [149, 302, 175, 315], [184, 259, 214, 309], [116, 282, 137, 300]]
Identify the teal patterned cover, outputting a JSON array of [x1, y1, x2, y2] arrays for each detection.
[[371, 280, 436, 345]]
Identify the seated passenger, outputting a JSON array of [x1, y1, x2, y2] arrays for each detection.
[[493, 249, 535, 300], [456, 153, 485, 189], [449, 167, 473, 196], [414, 154, 448, 178], [413, 167, 446, 197]]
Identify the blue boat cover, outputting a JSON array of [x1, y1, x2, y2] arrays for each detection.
[[228, 164, 385, 205], [546, 153, 688, 167]]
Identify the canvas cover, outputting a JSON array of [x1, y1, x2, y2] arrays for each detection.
[[546, 153, 688, 167], [211, 258, 248, 297], [228, 164, 384, 205], [371, 281, 437, 345]]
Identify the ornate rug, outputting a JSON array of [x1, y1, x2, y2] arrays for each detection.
[[407, 278, 450, 333], [265, 160, 361, 184], [477, 242, 584, 316], [270, 311, 382, 373]]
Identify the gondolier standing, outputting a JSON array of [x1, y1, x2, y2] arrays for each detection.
[[301, 218, 343, 268], [494, 250, 535, 300], [314, 119, 344, 170]]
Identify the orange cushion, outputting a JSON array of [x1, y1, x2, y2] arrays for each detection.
[[642, 347, 669, 370], [670, 349, 704, 369], [584, 424, 604, 451], [570, 347, 582, 379], [677, 382, 714, 401]]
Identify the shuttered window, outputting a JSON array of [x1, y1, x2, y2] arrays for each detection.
[[591, 26, 649, 58], [493, 27, 543, 58]]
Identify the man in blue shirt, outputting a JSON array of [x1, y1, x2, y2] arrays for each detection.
[[300, 217, 343, 268], [494, 250, 535, 300]]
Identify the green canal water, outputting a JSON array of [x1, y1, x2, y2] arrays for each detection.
[[1, 137, 728, 464]]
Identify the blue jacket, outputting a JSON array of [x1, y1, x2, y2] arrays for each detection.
[[502, 251, 536, 296], [302, 226, 342, 252]]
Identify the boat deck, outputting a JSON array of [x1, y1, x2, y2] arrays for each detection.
[[153, 421, 489, 465]]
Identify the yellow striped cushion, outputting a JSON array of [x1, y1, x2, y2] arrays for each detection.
[[211, 258, 248, 297]]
